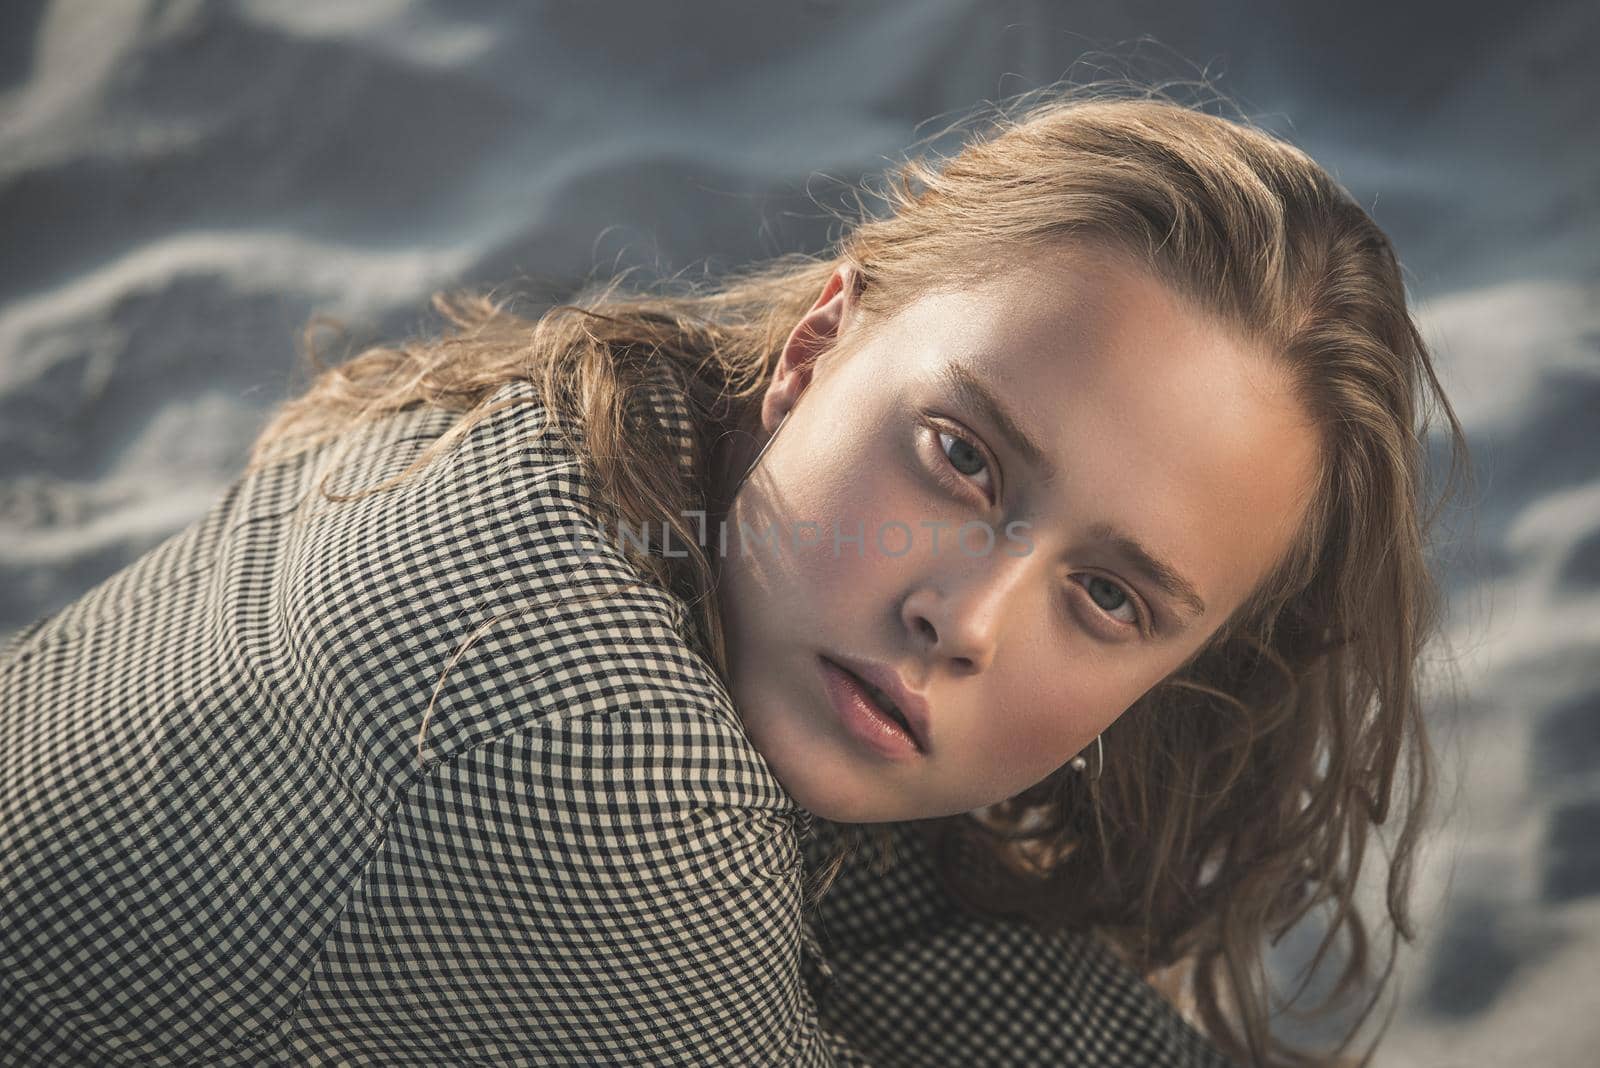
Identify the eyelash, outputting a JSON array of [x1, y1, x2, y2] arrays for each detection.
[[921, 419, 1152, 637]]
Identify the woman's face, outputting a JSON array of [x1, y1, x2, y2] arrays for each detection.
[[712, 246, 1320, 824]]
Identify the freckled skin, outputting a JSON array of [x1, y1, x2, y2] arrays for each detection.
[[712, 246, 1321, 824]]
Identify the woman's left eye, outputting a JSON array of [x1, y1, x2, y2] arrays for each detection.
[[1076, 574, 1144, 631]]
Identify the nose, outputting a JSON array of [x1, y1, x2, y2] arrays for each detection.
[[900, 550, 1034, 675]]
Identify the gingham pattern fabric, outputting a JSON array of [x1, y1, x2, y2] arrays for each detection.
[[1, 359, 1236, 1066], [798, 820, 1237, 1067]]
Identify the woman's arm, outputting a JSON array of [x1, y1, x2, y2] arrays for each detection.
[[275, 706, 847, 1066]]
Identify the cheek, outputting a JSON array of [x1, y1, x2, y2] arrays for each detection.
[[978, 664, 1140, 786], [984, 703, 1097, 782], [786, 466, 928, 589]]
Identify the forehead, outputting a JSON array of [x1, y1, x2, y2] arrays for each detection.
[[868, 246, 1320, 627], [889, 245, 1208, 365], [878, 246, 1284, 412]]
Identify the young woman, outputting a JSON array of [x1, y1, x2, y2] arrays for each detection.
[[0, 88, 1470, 1066]]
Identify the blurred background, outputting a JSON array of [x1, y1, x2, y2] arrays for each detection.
[[2, 1, 1596, 1063]]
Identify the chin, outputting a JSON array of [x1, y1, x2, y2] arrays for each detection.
[[778, 772, 948, 825], [771, 768, 871, 823], [765, 761, 896, 824]]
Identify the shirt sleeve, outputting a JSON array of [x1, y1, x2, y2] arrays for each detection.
[[278, 706, 842, 1066]]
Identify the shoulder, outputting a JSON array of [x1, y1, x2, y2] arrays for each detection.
[[275, 363, 748, 772], [286, 692, 819, 1063], [388, 697, 803, 890]]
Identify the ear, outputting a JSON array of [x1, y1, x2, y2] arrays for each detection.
[[760, 263, 862, 431]]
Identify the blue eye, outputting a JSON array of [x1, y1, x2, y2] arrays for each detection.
[[933, 426, 996, 500], [940, 430, 985, 476], [1080, 574, 1142, 630]]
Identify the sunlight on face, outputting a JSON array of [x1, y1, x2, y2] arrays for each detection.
[[714, 246, 1321, 823]]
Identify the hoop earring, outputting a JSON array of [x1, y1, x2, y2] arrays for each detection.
[[1069, 733, 1104, 782], [730, 408, 792, 499]]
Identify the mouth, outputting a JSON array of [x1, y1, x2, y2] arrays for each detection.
[[820, 655, 924, 754]]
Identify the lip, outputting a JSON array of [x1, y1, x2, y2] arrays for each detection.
[[819, 657, 923, 761], [819, 653, 933, 756]]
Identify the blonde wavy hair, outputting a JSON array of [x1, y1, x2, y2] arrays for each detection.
[[245, 84, 1473, 1066]]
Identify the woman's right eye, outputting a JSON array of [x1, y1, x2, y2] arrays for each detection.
[[926, 423, 997, 504]]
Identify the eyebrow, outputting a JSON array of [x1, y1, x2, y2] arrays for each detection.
[[934, 360, 1209, 627]]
